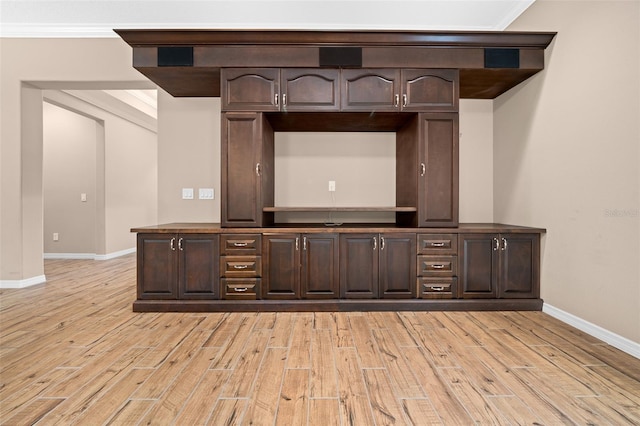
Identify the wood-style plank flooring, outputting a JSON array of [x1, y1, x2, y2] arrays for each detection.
[[1, 255, 639, 425]]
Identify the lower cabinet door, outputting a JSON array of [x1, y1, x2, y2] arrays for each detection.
[[301, 234, 339, 299], [458, 233, 498, 298], [499, 234, 539, 298], [340, 234, 378, 298], [137, 233, 178, 299], [379, 233, 416, 298], [179, 234, 220, 299], [262, 234, 300, 299]]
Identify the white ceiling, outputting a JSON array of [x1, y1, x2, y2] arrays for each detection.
[[0, 0, 535, 38]]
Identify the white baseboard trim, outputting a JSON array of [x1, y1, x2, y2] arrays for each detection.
[[0, 275, 46, 289], [94, 247, 136, 260], [543, 303, 640, 359], [43, 247, 135, 261]]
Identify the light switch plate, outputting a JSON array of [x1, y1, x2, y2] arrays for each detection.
[[199, 188, 214, 199], [182, 188, 194, 199]]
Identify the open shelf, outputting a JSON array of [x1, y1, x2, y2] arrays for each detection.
[[263, 206, 417, 213]]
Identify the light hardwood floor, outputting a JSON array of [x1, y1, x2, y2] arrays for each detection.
[[1, 255, 639, 425]]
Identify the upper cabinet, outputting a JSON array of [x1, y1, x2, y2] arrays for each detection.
[[222, 68, 340, 111], [342, 69, 458, 112], [401, 69, 458, 112], [222, 68, 458, 113]]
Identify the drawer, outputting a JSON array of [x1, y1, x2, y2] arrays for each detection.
[[418, 233, 457, 254], [221, 234, 262, 255], [222, 278, 260, 300], [418, 277, 457, 299], [417, 255, 458, 276], [220, 256, 262, 277]]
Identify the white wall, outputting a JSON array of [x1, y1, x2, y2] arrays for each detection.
[[496, 0, 639, 343]]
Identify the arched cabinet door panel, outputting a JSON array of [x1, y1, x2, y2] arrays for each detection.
[[221, 68, 280, 111]]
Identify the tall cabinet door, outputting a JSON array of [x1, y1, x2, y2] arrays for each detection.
[[418, 113, 459, 227], [379, 233, 417, 298], [499, 234, 540, 298], [262, 234, 300, 299], [458, 233, 498, 298], [178, 234, 219, 299], [137, 233, 178, 299], [301, 234, 339, 299], [340, 234, 379, 298], [221, 112, 274, 227]]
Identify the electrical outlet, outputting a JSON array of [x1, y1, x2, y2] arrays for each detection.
[[53, 233, 59, 241], [328, 180, 336, 192]]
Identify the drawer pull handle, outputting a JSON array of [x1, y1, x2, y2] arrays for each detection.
[[430, 242, 445, 247], [431, 264, 446, 269], [233, 264, 249, 270], [233, 242, 248, 247], [233, 287, 249, 292], [430, 286, 445, 291]]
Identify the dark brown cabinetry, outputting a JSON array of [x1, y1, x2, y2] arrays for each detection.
[[263, 233, 339, 299], [342, 69, 458, 112], [458, 233, 540, 299], [222, 68, 340, 112], [220, 234, 262, 299], [397, 113, 459, 227], [137, 233, 219, 300], [340, 233, 416, 299], [417, 233, 458, 299], [221, 112, 273, 227]]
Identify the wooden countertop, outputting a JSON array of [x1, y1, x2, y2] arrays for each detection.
[[131, 223, 546, 234]]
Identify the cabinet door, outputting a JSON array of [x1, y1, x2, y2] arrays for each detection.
[[262, 234, 300, 299], [379, 233, 416, 298], [137, 233, 178, 299], [281, 69, 340, 111], [340, 234, 378, 298], [301, 234, 339, 299], [341, 69, 400, 111], [221, 112, 274, 227], [221, 68, 280, 111], [418, 113, 459, 227], [499, 234, 540, 298], [458, 234, 498, 298], [179, 234, 219, 299], [401, 69, 459, 112]]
